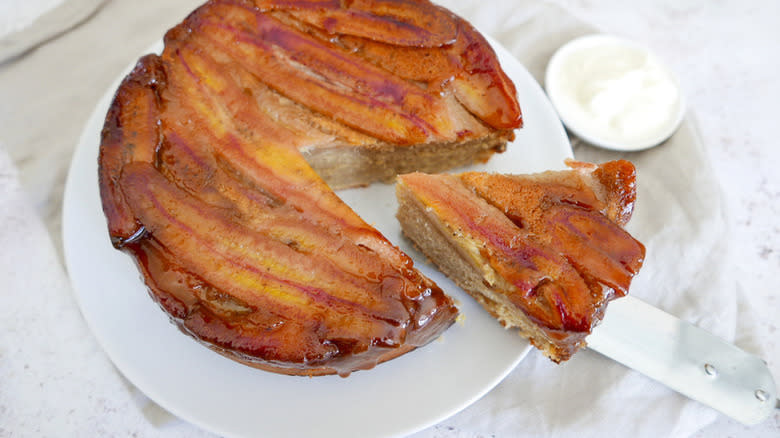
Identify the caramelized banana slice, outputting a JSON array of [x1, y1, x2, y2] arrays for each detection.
[[339, 35, 454, 82], [460, 160, 645, 297], [448, 20, 523, 130], [98, 55, 164, 247], [281, 0, 457, 47]]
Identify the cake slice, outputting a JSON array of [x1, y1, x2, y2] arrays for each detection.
[[396, 160, 646, 362], [98, 0, 523, 376]]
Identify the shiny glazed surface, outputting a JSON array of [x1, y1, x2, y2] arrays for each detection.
[[399, 160, 645, 360], [95, 0, 524, 376]]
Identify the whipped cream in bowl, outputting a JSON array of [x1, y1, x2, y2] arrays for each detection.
[[545, 34, 686, 151]]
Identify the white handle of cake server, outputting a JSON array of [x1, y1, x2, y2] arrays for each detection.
[[587, 295, 778, 425]]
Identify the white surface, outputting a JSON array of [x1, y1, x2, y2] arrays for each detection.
[[545, 34, 685, 151], [59, 37, 569, 438], [0, 0, 64, 38], [0, 0, 777, 437], [0, 0, 105, 63]]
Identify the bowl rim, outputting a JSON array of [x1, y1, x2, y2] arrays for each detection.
[[544, 33, 687, 152]]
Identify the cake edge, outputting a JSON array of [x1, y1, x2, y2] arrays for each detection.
[[303, 130, 514, 189]]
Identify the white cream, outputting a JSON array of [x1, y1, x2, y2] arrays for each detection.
[[545, 35, 684, 151]]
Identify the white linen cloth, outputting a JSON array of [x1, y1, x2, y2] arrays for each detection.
[[0, 0, 66, 38], [0, 0, 775, 436], [0, 148, 186, 436], [0, 0, 105, 63], [0, 0, 63, 37]]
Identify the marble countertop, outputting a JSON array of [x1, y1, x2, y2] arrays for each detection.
[[0, 0, 777, 436]]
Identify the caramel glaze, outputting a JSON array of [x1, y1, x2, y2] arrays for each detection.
[[95, 0, 531, 375], [399, 161, 645, 361]]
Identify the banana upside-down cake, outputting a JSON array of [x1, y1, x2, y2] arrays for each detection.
[[98, 0, 523, 376]]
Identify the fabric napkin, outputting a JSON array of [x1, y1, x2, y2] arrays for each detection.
[[0, 0, 105, 63], [0, 146, 218, 435]]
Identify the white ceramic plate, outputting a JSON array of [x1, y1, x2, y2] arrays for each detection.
[[62, 36, 571, 438]]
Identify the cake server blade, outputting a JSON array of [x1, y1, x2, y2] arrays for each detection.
[[586, 295, 777, 425]]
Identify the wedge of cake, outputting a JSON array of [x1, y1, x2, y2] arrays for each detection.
[[98, 0, 522, 376], [396, 160, 646, 362]]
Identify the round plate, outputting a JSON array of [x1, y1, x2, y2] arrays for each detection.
[[62, 36, 571, 438]]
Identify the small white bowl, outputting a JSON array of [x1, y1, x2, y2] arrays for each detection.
[[545, 34, 686, 151]]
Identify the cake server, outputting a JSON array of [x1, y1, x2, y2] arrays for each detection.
[[587, 295, 778, 425]]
